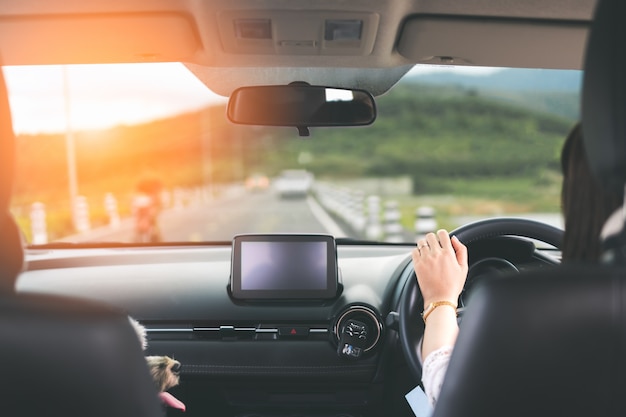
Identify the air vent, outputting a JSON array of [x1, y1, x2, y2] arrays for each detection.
[[333, 305, 383, 353], [145, 323, 329, 341]]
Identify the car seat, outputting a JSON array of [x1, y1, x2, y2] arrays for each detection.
[[431, 0, 626, 416], [0, 67, 164, 416]]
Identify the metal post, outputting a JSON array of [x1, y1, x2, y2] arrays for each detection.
[[30, 202, 48, 244], [383, 200, 403, 243], [104, 193, 120, 228], [74, 196, 90, 233], [63, 66, 79, 231], [365, 195, 382, 240], [415, 206, 437, 239]]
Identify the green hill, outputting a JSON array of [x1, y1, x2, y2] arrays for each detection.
[[405, 68, 582, 93], [13, 83, 574, 238], [14, 82, 574, 201], [14, 83, 574, 201], [14, 105, 236, 206], [405, 68, 581, 120], [275, 82, 574, 193]]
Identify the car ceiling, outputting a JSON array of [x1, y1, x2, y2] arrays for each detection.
[[0, 0, 597, 96]]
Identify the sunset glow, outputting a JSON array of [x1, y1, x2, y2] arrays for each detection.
[[4, 63, 226, 134]]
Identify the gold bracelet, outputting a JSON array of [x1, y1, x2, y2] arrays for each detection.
[[421, 301, 457, 323]]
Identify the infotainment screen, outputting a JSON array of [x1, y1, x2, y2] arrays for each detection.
[[230, 234, 338, 300]]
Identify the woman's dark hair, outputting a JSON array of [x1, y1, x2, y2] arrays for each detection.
[[560, 122, 623, 262]]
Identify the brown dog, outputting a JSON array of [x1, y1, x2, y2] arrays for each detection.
[[145, 355, 181, 393], [129, 317, 185, 411]]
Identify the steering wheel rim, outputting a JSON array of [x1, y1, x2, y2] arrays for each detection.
[[398, 217, 563, 382]]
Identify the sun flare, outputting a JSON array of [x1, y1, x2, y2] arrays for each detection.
[[4, 62, 226, 135]]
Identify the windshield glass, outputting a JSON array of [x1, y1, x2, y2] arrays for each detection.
[[6, 63, 581, 245]]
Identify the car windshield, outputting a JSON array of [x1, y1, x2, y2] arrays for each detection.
[[6, 63, 581, 245]]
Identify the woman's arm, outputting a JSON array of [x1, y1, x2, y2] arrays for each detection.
[[412, 230, 468, 373]]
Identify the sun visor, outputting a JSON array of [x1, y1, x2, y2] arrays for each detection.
[[0, 12, 201, 65], [397, 16, 588, 70]]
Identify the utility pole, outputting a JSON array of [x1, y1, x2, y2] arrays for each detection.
[[63, 66, 79, 230]]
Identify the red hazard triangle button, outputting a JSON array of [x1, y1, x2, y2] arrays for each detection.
[[278, 326, 309, 337]]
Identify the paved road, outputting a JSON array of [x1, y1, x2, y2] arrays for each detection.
[[63, 189, 348, 243], [58, 186, 563, 244]]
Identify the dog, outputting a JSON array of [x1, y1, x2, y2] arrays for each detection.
[[129, 317, 185, 411], [145, 355, 182, 393]]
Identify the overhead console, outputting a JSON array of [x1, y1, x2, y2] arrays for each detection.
[[217, 10, 379, 56]]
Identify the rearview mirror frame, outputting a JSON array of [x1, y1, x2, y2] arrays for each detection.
[[227, 84, 376, 135]]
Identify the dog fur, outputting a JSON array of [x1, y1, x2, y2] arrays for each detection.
[[128, 317, 181, 393], [145, 355, 181, 393]]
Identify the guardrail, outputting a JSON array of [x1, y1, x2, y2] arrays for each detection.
[[312, 182, 437, 242], [25, 182, 439, 244]]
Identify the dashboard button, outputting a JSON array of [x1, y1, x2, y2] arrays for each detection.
[[278, 326, 309, 337]]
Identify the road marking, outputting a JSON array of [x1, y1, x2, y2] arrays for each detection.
[[307, 196, 348, 237]]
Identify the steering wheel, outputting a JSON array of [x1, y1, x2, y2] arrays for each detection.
[[398, 217, 563, 382]]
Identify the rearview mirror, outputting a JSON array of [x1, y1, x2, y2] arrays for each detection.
[[227, 84, 376, 132]]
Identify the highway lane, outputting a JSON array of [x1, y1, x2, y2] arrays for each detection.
[[60, 189, 348, 243], [55, 186, 563, 245], [160, 191, 343, 241]]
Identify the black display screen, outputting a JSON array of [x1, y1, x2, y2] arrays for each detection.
[[230, 234, 338, 300]]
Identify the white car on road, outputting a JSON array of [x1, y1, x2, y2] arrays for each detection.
[[274, 169, 314, 198]]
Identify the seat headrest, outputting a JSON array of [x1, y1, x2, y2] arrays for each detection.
[[1, 293, 165, 417], [0, 68, 14, 211], [0, 68, 23, 293], [0, 211, 24, 293], [600, 204, 626, 263], [581, 0, 626, 194], [432, 265, 626, 417]]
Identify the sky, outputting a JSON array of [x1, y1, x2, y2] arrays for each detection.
[[3, 63, 226, 135], [408, 64, 502, 76], [3, 63, 499, 135]]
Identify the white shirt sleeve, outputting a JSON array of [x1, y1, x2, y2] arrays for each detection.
[[421, 344, 454, 407]]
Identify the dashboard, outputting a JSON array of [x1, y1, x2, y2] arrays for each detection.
[[16, 237, 559, 417]]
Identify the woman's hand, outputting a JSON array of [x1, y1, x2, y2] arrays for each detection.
[[412, 229, 468, 309], [412, 229, 469, 362]]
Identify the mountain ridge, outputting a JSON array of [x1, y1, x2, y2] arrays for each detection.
[[405, 67, 582, 92], [402, 67, 581, 120]]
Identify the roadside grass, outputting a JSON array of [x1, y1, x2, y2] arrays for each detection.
[[394, 173, 562, 232], [12, 191, 135, 243], [13, 172, 562, 243]]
